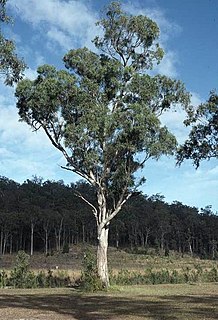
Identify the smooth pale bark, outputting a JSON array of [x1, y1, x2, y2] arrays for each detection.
[[30, 222, 34, 256], [54, 217, 63, 251], [2, 231, 10, 255], [97, 225, 109, 288], [82, 224, 85, 243], [9, 234, 12, 254], [0, 229, 3, 255], [145, 227, 150, 247], [44, 229, 49, 255]]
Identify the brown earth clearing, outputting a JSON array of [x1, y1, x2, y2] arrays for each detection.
[[0, 283, 217, 320]]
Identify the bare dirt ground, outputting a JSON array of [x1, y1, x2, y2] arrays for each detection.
[[0, 283, 217, 320]]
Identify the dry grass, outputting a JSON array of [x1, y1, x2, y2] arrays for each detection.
[[1, 248, 218, 319], [0, 283, 217, 319], [108, 247, 218, 272], [1, 245, 218, 273], [1, 246, 218, 284]]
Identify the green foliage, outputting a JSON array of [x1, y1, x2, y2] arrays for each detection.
[[80, 250, 104, 292], [94, 1, 164, 70], [6, 251, 71, 289], [0, 0, 25, 85], [111, 265, 218, 286], [14, 1, 192, 287], [34, 269, 71, 288], [0, 270, 7, 288], [177, 91, 218, 167], [206, 266, 218, 282], [15, 1, 191, 212], [35, 271, 48, 288], [10, 250, 33, 288]]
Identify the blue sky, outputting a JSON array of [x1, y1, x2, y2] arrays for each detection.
[[0, 0, 217, 211]]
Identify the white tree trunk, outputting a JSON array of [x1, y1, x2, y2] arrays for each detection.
[[97, 225, 109, 288], [45, 229, 48, 255], [0, 229, 3, 255], [83, 183, 131, 288], [30, 222, 34, 256]]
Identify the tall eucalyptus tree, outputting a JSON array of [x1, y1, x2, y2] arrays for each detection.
[[15, 2, 191, 286]]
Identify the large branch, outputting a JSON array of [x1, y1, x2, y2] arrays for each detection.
[[42, 123, 98, 185], [106, 192, 132, 224], [75, 191, 98, 224]]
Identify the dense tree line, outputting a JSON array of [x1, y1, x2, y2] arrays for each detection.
[[0, 176, 217, 259]]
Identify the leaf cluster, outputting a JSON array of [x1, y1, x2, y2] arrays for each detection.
[[177, 91, 218, 167], [0, 0, 25, 85], [93, 1, 164, 69]]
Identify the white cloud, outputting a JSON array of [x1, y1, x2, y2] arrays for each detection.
[[47, 27, 75, 51], [0, 147, 14, 158], [190, 91, 202, 107], [156, 51, 178, 77], [24, 67, 38, 80], [0, 93, 79, 183], [9, 0, 98, 50], [9, 0, 94, 30], [0, 100, 54, 174]]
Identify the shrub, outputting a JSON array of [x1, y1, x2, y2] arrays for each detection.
[[206, 267, 218, 282], [36, 271, 48, 288], [111, 265, 218, 286], [80, 249, 103, 292], [9, 251, 72, 289], [0, 270, 8, 288], [10, 250, 32, 288]]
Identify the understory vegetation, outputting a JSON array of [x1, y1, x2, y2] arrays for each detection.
[[0, 251, 71, 289], [0, 248, 217, 291]]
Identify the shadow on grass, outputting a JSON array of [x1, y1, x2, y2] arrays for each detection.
[[0, 290, 217, 319]]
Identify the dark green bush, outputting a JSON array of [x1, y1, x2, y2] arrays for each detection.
[[36, 271, 48, 288], [80, 249, 103, 292], [10, 250, 32, 288]]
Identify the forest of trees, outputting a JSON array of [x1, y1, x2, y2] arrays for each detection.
[[0, 175, 217, 260]]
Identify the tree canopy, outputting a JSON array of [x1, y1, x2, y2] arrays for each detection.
[[16, 2, 190, 206]]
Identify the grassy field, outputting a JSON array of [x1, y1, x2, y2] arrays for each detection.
[[0, 283, 217, 319], [0, 247, 218, 319]]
